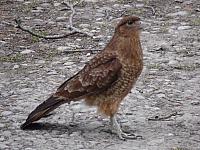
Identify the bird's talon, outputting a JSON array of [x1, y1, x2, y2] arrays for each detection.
[[120, 132, 142, 140]]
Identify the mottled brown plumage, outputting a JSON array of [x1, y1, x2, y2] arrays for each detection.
[[21, 16, 143, 140]]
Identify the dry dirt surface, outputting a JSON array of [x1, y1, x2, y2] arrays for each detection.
[[0, 0, 200, 150]]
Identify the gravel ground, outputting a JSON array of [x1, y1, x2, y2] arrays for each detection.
[[0, 0, 200, 150]]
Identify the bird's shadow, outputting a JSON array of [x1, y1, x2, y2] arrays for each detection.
[[21, 122, 108, 136], [22, 122, 138, 139]]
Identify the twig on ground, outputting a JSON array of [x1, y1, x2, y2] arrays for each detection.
[[64, 49, 101, 53], [147, 111, 182, 121], [14, 19, 78, 39], [12, 1, 93, 39], [62, 1, 93, 37], [144, 6, 156, 16]]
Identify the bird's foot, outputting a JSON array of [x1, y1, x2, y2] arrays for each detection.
[[117, 131, 142, 140], [110, 115, 142, 140]]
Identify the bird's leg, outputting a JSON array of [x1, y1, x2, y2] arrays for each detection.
[[110, 115, 138, 140]]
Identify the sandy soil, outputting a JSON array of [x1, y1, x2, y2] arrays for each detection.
[[0, 0, 200, 149]]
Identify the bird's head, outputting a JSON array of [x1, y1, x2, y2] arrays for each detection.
[[115, 16, 141, 37]]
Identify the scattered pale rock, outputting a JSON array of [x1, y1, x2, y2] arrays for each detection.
[[56, 16, 68, 22], [1, 111, 13, 116], [63, 62, 74, 66], [54, 2, 61, 7], [177, 26, 191, 30], [41, 3, 51, 8], [20, 88, 32, 93], [168, 59, 179, 66], [0, 123, 5, 128], [79, 24, 90, 28], [13, 64, 20, 69], [47, 70, 57, 75], [57, 46, 69, 52], [20, 50, 35, 54], [167, 11, 188, 17], [31, 9, 43, 13], [32, 19, 44, 25]]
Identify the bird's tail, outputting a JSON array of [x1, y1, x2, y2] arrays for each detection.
[[21, 95, 67, 129]]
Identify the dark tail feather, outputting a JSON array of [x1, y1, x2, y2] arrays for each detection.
[[21, 95, 66, 129]]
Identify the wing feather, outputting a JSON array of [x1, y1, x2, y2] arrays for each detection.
[[56, 53, 122, 99]]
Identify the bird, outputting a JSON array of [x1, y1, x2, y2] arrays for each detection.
[[21, 15, 143, 140]]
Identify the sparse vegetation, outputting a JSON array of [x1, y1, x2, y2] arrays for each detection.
[[0, 53, 25, 62]]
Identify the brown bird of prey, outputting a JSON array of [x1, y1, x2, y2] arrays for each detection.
[[21, 16, 143, 140]]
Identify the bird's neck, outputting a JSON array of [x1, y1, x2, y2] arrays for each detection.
[[106, 33, 143, 65]]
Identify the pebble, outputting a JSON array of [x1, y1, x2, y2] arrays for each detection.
[[167, 11, 188, 17], [13, 64, 20, 69], [57, 46, 69, 52], [20, 88, 32, 93], [168, 59, 178, 66], [0, 123, 5, 128], [32, 19, 44, 25], [54, 2, 61, 7], [1, 111, 13, 116], [20, 50, 35, 54], [41, 3, 51, 8], [47, 70, 58, 75], [56, 17, 68, 22], [0, 144, 9, 149], [0, 40, 7, 47], [177, 26, 191, 30], [31, 9, 43, 13], [79, 24, 90, 28], [2, 131, 11, 137], [63, 62, 74, 66]]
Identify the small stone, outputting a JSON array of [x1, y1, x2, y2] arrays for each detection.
[[76, 38, 82, 41], [56, 17, 68, 22], [57, 46, 69, 52], [54, 2, 61, 7], [20, 88, 32, 93], [175, 6, 181, 9], [0, 41, 7, 47], [168, 59, 178, 66], [31, 9, 43, 13], [0, 144, 9, 149], [63, 62, 74, 66], [0, 123, 5, 128], [95, 12, 104, 17], [96, 18, 102, 21], [47, 70, 57, 75], [69, 132, 79, 137], [32, 19, 44, 25], [98, 42, 105, 46], [79, 24, 90, 28], [13, 64, 19, 69], [37, 60, 45, 64], [167, 11, 188, 17], [177, 26, 191, 30], [20, 49, 35, 54], [86, 53, 91, 57], [1, 111, 12, 116], [0, 137, 5, 142], [124, 4, 131, 7], [136, 4, 144, 7], [157, 93, 165, 98], [41, 3, 51, 8], [167, 133, 174, 136], [183, 0, 193, 5]]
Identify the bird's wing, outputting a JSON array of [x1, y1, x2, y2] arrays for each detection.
[[56, 53, 122, 99]]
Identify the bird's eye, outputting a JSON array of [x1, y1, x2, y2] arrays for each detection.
[[126, 20, 134, 26]]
